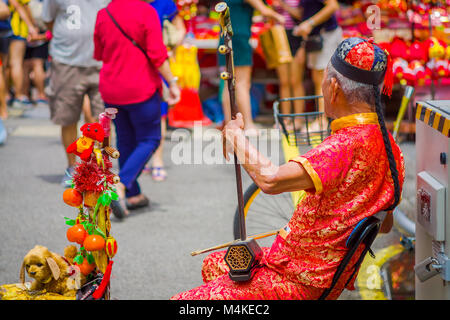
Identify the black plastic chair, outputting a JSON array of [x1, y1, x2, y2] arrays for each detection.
[[318, 215, 382, 300]]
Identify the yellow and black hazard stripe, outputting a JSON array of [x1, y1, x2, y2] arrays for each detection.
[[416, 103, 450, 138]]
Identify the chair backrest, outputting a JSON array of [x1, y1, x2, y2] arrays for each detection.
[[318, 215, 382, 300]]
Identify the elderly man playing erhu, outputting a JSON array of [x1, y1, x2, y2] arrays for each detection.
[[172, 37, 405, 300]]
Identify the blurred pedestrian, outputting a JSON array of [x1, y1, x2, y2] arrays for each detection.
[[94, 0, 180, 217], [42, 0, 109, 186], [8, 0, 38, 109], [23, 0, 48, 107], [219, 0, 285, 136], [272, 0, 305, 129], [0, 0, 11, 120], [143, 0, 186, 182], [293, 0, 341, 130]]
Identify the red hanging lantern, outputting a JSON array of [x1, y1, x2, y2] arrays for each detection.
[[105, 236, 118, 259]]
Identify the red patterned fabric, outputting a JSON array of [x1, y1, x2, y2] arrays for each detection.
[[345, 42, 375, 71], [272, 113, 405, 289], [172, 250, 344, 300], [172, 113, 405, 300]]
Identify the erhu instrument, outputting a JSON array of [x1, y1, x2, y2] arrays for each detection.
[[215, 2, 263, 282]]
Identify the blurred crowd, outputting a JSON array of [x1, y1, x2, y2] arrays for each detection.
[[0, 0, 185, 218], [0, 0, 342, 217], [0, 0, 49, 119]]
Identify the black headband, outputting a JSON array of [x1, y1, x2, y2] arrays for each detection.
[[330, 53, 386, 86]]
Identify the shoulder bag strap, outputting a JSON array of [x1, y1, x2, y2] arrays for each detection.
[[105, 7, 151, 63]]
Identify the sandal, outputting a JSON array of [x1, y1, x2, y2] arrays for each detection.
[[142, 165, 151, 174], [126, 195, 150, 210], [151, 166, 167, 182], [110, 198, 128, 219]]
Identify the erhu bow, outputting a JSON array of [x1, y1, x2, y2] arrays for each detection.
[[215, 2, 263, 282]]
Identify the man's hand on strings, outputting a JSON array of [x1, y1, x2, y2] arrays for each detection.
[[222, 113, 245, 161]]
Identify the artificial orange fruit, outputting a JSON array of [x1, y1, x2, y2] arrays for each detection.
[[67, 224, 87, 245], [63, 188, 83, 207], [83, 234, 105, 251], [76, 258, 96, 276]]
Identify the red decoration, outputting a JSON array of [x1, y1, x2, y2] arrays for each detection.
[[383, 50, 394, 96], [401, 64, 415, 86], [409, 61, 427, 86], [409, 40, 428, 63], [105, 237, 118, 259], [72, 155, 115, 193], [390, 37, 409, 60], [66, 123, 105, 161], [377, 42, 392, 54], [92, 260, 113, 300], [393, 57, 408, 81], [168, 88, 211, 128]]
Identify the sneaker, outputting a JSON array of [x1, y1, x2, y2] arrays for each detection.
[[19, 98, 33, 110], [11, 98, 33, 110], [61, 166, 75, 187], [0, 118, 7, 145], [36, 99, 49, 108]]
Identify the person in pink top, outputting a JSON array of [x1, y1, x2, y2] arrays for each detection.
[[94, 0, 180, 218]]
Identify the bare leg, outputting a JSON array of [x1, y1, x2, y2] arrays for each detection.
[[61, 123, 78, 168], [3, 56, 10, 102], [82, 95, 95, 123], [275, 62, 293, 129], [22, 59, 32, 101], [30, 58, 46, 101], [221, 76, 231, 124], [222, 66, 254, 126], [312, 68, 325, 112], [0, 65, 7, 119], [290, 48, 306, 128], [150, 117, 167, 181], [8, 40, 26, 102], [276, 62, 292, 114], [0, 53, 9, 101], [235, 66, 256, 134]]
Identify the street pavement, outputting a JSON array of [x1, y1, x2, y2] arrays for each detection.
[[0, 103, 417, 300]]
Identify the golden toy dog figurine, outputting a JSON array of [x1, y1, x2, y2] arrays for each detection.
[[20, 245, 84, 297]]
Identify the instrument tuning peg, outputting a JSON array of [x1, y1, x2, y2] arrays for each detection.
[[218, 45, 230, 54], [215, 2, 228, 13], [220, 71, 232, 80]]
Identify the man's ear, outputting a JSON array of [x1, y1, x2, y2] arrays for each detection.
[[329, 77, 341, 103]]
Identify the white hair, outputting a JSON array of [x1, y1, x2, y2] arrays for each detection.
[[326, 61, 382, 107]]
